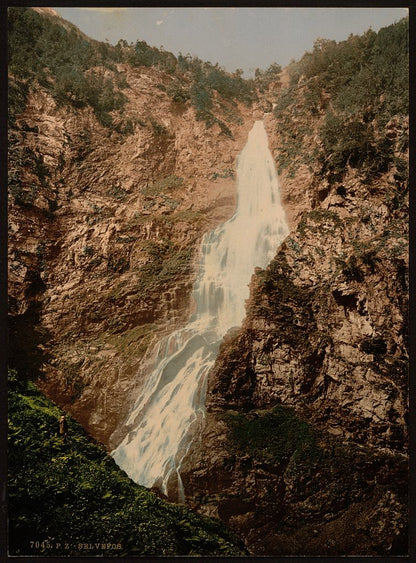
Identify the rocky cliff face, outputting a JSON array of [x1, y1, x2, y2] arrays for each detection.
[[8, 12, 255, 446], [181, 25, 409, 555], [9, 10, 408, 557], [207, 109, 408, 451]]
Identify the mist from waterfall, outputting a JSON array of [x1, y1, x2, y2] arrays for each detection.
[[112, 120, 289, 500]]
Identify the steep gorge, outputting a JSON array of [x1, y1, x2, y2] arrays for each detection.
[[8, 9, 409, 557]]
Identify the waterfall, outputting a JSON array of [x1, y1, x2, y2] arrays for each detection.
[[112, 120, 289, 499]]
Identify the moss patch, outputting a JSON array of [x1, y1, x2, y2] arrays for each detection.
[[223, 405, 319, 466]]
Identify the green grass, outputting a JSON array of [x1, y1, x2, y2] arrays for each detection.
[[8, 372, 247, 557]]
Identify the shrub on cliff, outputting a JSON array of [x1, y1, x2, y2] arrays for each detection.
[[8, 7, 128, 128], [224, 406, 319, 466], [8, 372, 247, 557], [273, 17, 408, 182], [221, 405, 408, 555]]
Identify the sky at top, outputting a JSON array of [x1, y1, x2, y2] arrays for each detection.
[[53, 7, 408, 77]]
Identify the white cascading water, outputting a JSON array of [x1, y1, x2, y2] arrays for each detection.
[[112, 120, 289, 500]]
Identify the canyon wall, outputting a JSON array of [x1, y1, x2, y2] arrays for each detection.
[[181, 119, 408, 555]]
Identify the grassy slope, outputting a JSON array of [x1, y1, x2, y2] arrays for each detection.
[[8, 374, 247, 557]]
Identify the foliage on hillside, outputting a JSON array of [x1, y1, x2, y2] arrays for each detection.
[[8, 7, 257, 133], [273, 18, 408, 183], [8, 7, 128, 128], [7, 370, 247, 557]]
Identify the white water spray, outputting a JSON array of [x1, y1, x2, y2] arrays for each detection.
[[112, 121, 289, 499]]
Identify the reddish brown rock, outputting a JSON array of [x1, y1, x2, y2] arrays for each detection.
[[8, 62, 255, 446]]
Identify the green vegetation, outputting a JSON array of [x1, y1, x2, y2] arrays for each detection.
[[8, 370, 247, 556], [8, 7, 257, 135], [83, 245, 94, 257], [53, 68, 127, 127], [360, 336, 387, 356], [273, 18, 408, 182], [8, 8, 129, 128], [64, 372, 86, 402], [141, 174, 184, 197], [149, 116, 168, 136], [297, 209, 343, 238], [210, 168, 235, 180], [8, 132, 51, 207], [108, 237, 193, 305], [223, 404, 407, 526], [127, 46, 256, 129], [166, 83, 190, 104], [106, 183, 127, 201], [254, 62, 282, 93], [107, 254, 130, 274], [8, 77, 29, 127], [253, 254, 316, 350], [223, 406, 319, 465], [124, 39, 178, 73], [166, 208, 207, 227], [106, 323, 155, 351], [137, 240, 192, 295], [332, 231, 405, 282], [337, 254, 365, 282], [173, 56, 256, 128]]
